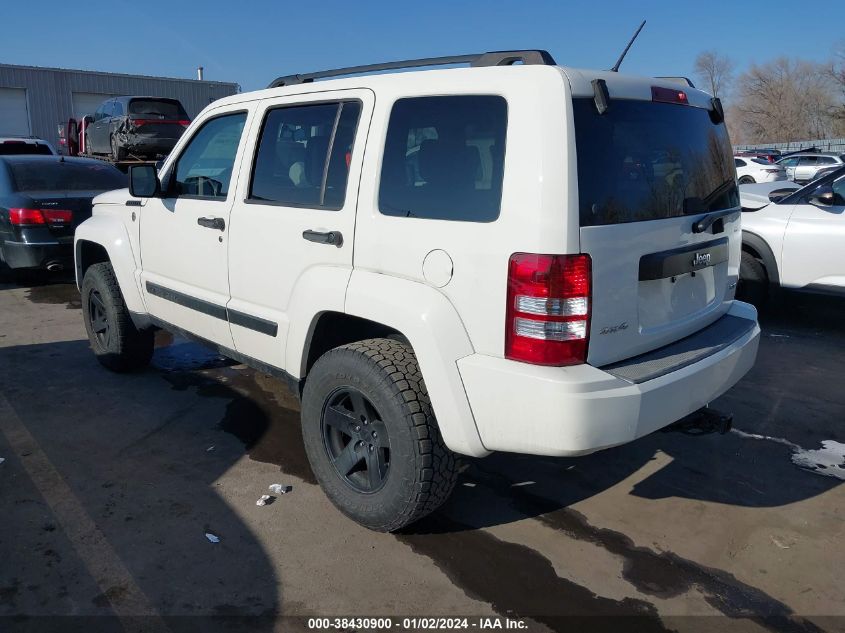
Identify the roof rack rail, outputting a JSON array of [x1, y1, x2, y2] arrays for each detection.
[[268, 50, 556, 88]]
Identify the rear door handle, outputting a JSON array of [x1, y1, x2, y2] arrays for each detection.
[[197, 216, 225, 231], [302, 229, 343, 247]]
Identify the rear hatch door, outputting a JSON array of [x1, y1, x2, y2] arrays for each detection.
[[570, 92, 740, 366]]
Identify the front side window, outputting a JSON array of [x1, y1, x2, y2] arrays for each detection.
[[780, 157, 799, 167], [173, 112, 246, 199], [379, 95, 507, 222], [833, 176, 845, 204], [249, 101, 361, 208]]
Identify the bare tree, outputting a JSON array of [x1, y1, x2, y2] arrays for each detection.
[[693, 51, 734, 98], [733, 58, 840, 143]]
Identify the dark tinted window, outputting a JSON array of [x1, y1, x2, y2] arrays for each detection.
[[798, 156, 818, 165], [10, 161, 126, 191], [173, 112, 246, 199], [573, 98, 738, 226], [249, 101, 361, 208], [379, 95, 507, 222], [129, 99, 188, 119], [734, 158, 746, 167], [0, 142, 53, 156], [817, 156, 836, 165]]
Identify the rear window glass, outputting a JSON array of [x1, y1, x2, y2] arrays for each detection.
[[573, 98, 738, 226], [129, 99, 188, 119], [379, 95, 507, 222], [10, 161, 126, 192], [0, 142, 53, 156]]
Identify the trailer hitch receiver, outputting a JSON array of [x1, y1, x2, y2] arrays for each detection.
[[662, 407, 733, 436]]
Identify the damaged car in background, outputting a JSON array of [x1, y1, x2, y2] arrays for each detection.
[[84, 96, 191, 161]]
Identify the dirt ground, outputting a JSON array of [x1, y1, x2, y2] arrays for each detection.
[[1, 274, 843, 633]]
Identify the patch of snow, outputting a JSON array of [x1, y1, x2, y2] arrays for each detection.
[[732, 429, 845, 480], [791, 441, 845, 481]]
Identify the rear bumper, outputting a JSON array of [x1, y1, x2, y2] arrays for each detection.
[[117, 134, 178, 157], [1, 240, 72, 270], [457, 301, 760, 456]]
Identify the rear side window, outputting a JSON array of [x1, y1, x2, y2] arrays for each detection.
[[379, 95, 507, 222], [574, 98, 738, 226], [0, 142, 53, 156], [129, 99, 188, 119], [249, 101, 361, 209], [173, 112, 246, 199], [10, 161, 126, 191]]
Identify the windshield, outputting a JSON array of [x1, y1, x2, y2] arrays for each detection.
[[574, 98, 738, 226], [128, 99, 188, 119], [10, 161, 127, 192]]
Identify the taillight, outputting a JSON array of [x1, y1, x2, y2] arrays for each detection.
[[651, 86, 689, 105], [9, 208, 72, 225], [131, 119, 191, 127], [505, 253, 592, 366]]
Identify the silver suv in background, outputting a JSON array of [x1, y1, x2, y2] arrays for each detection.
[[776, 153, 845, 183]]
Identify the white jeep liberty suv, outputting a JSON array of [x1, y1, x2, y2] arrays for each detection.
[[74, 50, 760, 531]]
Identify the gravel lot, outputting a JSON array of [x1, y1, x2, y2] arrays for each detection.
[[1, 274, 843, 632]]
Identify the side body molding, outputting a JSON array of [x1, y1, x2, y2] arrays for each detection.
[[343, 270, 490, 458], [74, 214, 147, 318]]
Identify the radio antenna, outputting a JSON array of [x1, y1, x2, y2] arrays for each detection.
[[610, 20, 646, 72]]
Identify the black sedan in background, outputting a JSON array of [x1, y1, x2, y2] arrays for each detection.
[[0, 156, 126, 278]]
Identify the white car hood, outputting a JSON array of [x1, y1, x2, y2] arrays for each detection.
[[739, 181, 800, 210]]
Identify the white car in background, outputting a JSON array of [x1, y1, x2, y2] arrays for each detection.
[[738, 167, 845, 303], [776, 153, 845, 183], [734, 156, 786, 184]]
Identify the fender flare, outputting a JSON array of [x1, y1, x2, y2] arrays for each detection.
[[342, 270, 489, 458], [741, 230, 780, 285], [74, 215, 146, 316]]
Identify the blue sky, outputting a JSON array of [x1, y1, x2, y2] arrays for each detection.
[[4, 0, 844, 92]]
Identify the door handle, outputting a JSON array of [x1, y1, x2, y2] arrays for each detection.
[[197, 216, 225, 231], [302, 229, 343, 247]]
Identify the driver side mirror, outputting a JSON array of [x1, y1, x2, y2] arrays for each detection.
[[128, 164, 161, 198], [809, 185, 835, 207]]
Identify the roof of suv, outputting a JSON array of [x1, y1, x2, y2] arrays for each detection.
[[204, 52, 716, 112]]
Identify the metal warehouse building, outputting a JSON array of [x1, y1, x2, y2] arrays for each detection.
[[0, 63, 239, 150]]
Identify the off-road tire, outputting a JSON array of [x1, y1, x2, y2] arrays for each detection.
[[738, 175, 755, 185], [738, 251, 769, 306], [81, 262, 153, 372], [301, 338, 459, 532]]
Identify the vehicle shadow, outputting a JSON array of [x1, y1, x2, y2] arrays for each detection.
[[411, 291, 845, 534], [0, 337, 282, 630]]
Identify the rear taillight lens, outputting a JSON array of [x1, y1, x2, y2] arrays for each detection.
[[505, 253, 592, 366], [131, 118, 191, 127], [9, 208, 72, 225]]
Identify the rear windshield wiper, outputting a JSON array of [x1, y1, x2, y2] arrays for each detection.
[[692, 208, 737, 233]]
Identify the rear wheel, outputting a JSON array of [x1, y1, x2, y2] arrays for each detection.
[[738, 175, 755, 185], [737, 251, 769, 306], [301, 338, 459, 532], [81, 262, 153, 372]]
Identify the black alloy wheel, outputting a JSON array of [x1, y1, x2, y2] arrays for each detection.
[[322, 387, 390, 493], [88, 288, 111, 349]]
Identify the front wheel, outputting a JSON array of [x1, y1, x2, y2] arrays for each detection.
[[737, 251, 769, 306], [81, 262, 153, 372], [738, 175, 755, 185], [301, 338, 459, 532], [110, 136, 125, 162]]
